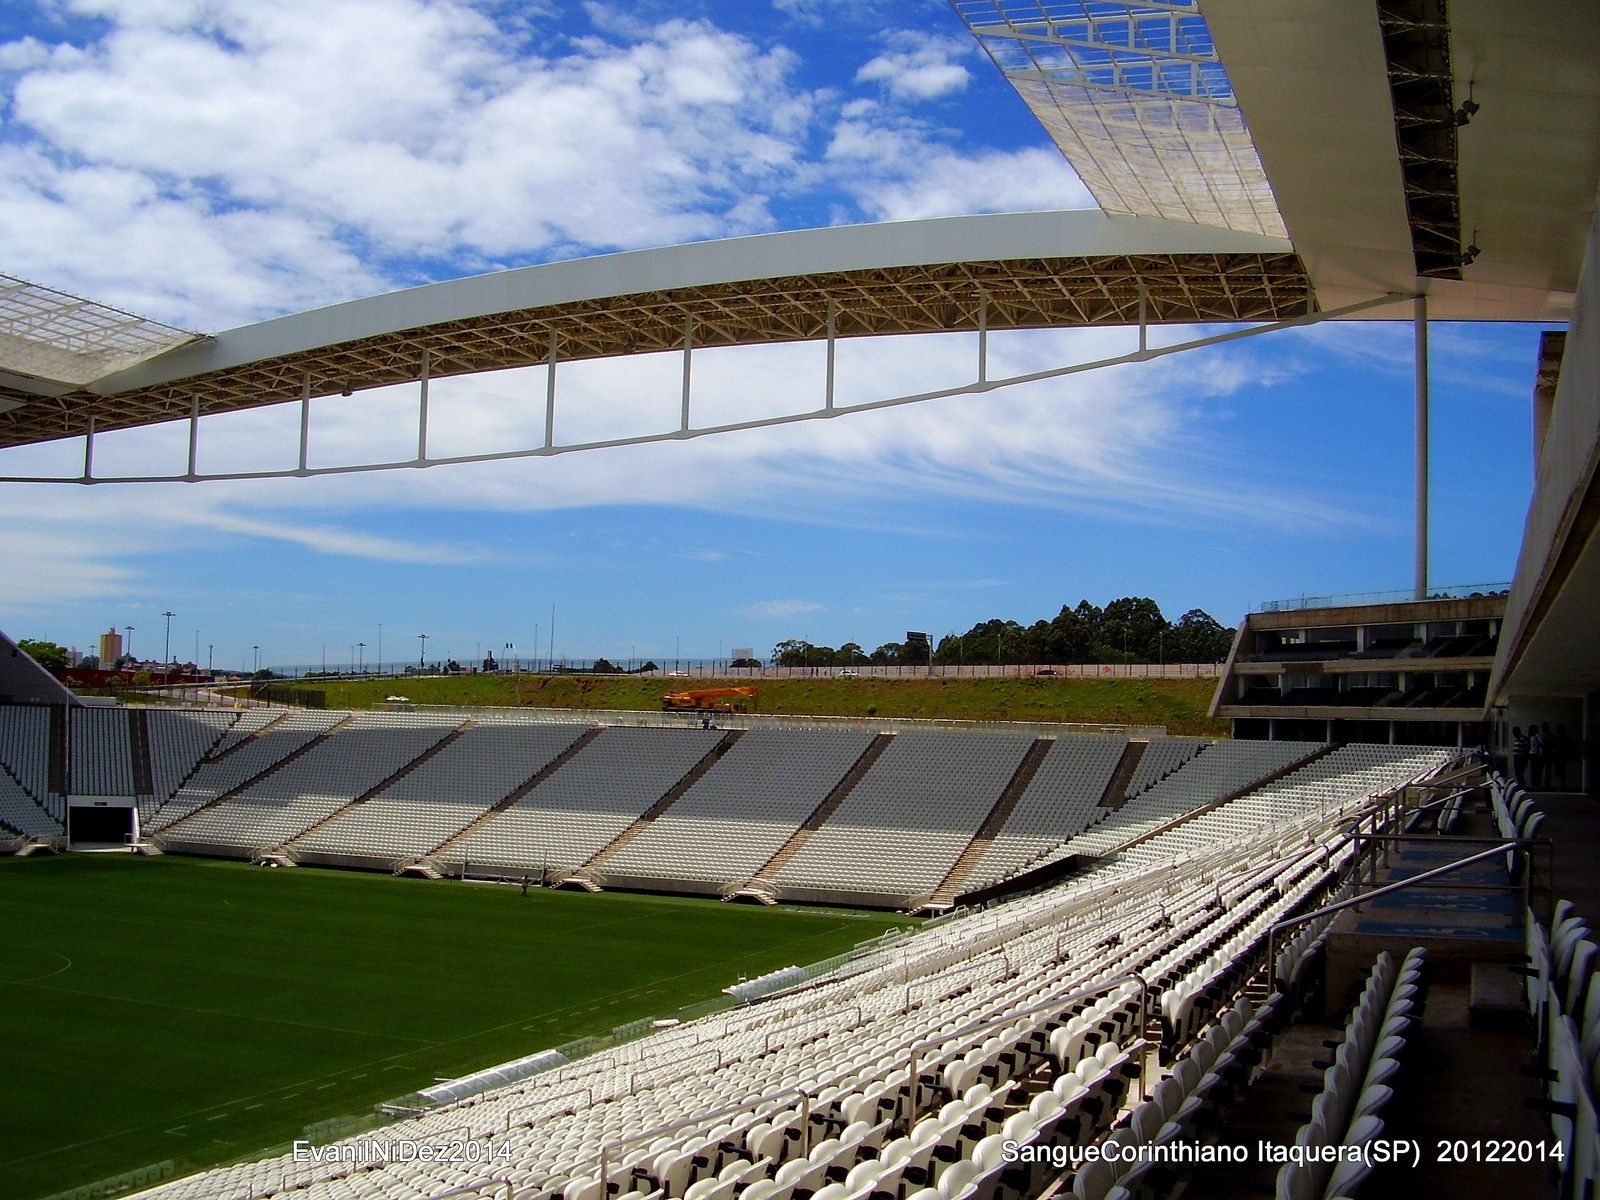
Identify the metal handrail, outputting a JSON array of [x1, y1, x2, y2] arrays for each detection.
[[1265, 840, 1526, 978], [504, 1088, 593, 1134], [902, 971, 1149, 1122], [598, 1086, 810, 1195], [421, 1180, 514, 1200]]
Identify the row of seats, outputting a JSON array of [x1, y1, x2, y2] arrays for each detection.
[[1525, 896, 1600, 1199], [774, 733, 1037, 897], [1075, 992, 1282, 1200], [142, 709, 237, 820], [0, 705, 54, 816], [1275, 948, 1425, 1200], [604, 729, 878, 884], [1493, 775, 1545, 882], [134, 776, 1394, 1200], [167, 719, 455, 848], [455, 727, 729, 874], [296, 723, 591, 861], [66, 706, 135, 795], [0, 769, 62, 839], [150, 709, 347, 831], [961, 736, 1125, 894]]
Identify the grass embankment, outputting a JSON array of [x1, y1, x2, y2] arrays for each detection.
[[298, 673, 1228, 737], [0, 855, 904, 1200]]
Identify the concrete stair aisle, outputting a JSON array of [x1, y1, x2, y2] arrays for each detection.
[[206, 711, 293, 760], [414, 726, 604, 875], [46, 704, 68, 801], [559, 729, 746, 889], [142, 714, 239, 828], [727, 732, 894, 904], [155, 714, 357, 838], [128, 709, 154, 802], [1096, 738, 1149, 809], [918, 737, 1054, 912], [272, 718, 479, 858]]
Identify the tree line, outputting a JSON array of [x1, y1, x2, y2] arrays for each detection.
[[770, 598, 1236, 669]]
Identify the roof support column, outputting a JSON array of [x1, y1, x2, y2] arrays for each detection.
[[80, 414, 94, 483], [977, 293, 989, 384], [187, 396, 201, 479], [545, 332, 558, 449], [297, 370, 311, 474], [1415, 294, 1430, 601], [680, 316, 693, 433], [417, 350, 430, 465], [825, 300, 837, 410], [1138, 283, 1149, 354]]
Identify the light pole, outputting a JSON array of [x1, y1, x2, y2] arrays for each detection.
[[124, 625, 134, 664], [419, 633, 428, 668], [252, 645, 261, 675], [162, 610, 175, 664], [207, 644, 213, 674], [377, 623, 383, 676], [357, 641, 365, 674]]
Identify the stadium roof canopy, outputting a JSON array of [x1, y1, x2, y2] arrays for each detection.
[[0, 212, 1302, 452], [0, 274, 203, 394], [954, 0, 1287, 238], [0, 0, 1595, 457]]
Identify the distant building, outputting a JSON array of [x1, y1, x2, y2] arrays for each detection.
[[97, 627, 123, 664], [1212, 594, 1504, 747]]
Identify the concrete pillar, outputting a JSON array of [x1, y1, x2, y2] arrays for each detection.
[[1415, 295, 1430, 601]]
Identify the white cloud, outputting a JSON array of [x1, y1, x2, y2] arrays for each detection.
[[772, 0, 892, 26], [843, 144, 1095, 221], [740, 599, 823, 621], [0, 3, 1104, 330], [0, 3, 819, 324], [0, 474, 494, 613], [855, 35, 971, 102], [0, 2, 1378, 626], [0, 526, 142, 614], [0, 319, 1374, 619]]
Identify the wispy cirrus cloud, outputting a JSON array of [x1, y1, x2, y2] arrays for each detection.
[[739, 599, 824, 621]]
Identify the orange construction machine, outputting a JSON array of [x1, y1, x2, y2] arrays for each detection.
[[661, 686, 758, 713]]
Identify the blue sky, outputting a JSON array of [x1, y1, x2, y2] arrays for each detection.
[[0, 0, 1542, 671]]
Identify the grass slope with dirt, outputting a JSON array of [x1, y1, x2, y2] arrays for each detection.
[[296, 673, 1228, 737]]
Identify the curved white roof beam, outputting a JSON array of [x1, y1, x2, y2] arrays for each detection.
[[0, 210, 1300, 451]]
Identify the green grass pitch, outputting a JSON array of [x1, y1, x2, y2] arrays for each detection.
[[0, 854, 910, 1200]]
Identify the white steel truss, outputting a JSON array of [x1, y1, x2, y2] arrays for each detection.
[[0, 290, 1408, 485]]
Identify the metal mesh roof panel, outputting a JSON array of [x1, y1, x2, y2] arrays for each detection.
[[953, 0, 1287, 237], [0, 274, 203, 387]]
